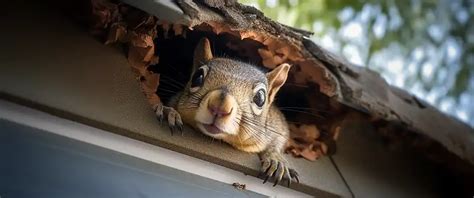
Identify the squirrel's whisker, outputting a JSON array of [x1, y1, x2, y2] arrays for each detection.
[[157, 89, 179, 95], [160, 80, 184, 90], [160, 74, 187, 87], [282, 82, 309, 88], [164, 64, 188, 79], [238, 116, 285, 142], [279, 106, 331, 113], [279, 109, 325, 119]]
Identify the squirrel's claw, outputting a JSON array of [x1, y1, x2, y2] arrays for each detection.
[[262, 159, 277, 184], [284, 167, 292, 187], [154, 104, 164, 125], [260, 157, 298, 187], [169, 125, 175, 136], [167, 107, 183, 136], [289, 168, 300, 184], [174, 117, 184, 135], [273, 162, 285, 187], [154, 103, 184, 136]]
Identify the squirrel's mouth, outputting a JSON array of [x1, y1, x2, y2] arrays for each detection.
[[196, 120, 237, 137], [202, 123, 224, 134]]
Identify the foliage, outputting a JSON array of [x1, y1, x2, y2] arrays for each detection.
[[241, 0, 474, 127]]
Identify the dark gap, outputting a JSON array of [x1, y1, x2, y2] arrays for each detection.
[[150, 23, 335, 132], [151, 24, 265, 104]]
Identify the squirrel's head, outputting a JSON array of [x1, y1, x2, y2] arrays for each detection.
[[177, 38, 290, 146]]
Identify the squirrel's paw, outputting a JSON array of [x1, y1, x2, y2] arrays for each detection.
[[154, 104, 184, 135], [260, 156, 299, 187]]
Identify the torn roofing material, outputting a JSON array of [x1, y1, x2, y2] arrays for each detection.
[[111, 0, 474, 171]]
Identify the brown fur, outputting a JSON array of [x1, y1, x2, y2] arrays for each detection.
[[164, 38, 299, 186]]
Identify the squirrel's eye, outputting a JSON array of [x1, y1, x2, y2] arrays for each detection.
[[189, 66, 209, 93], [191, 68, 205, 88], [253, 89, 266, 108]]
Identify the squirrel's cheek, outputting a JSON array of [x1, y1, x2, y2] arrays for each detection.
[[194, 106, 214, 124], [218, 117, 240, 135]]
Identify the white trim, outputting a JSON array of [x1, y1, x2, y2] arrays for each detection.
[[0, 99, 310, 198]]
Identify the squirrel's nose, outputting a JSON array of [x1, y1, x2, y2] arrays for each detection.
[[207, 92, 233, 118], [208, 105, 233, 117]]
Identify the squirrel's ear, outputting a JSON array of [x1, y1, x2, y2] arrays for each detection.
[[266, 63, 291, 103], [193, 38, 213, 68]]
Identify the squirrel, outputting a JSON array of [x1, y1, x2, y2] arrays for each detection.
[[154, 38, 299, 187]]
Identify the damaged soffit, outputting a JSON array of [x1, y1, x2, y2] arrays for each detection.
[[94, 0, 474, 173]]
